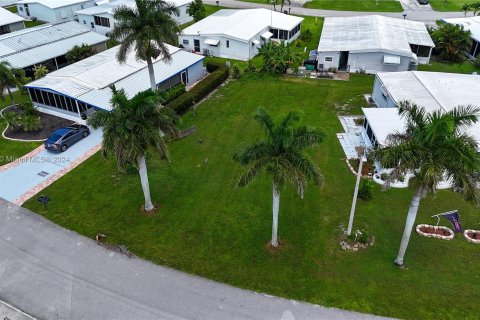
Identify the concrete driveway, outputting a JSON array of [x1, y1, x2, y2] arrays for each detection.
[[0, 128, 101, 205], [0, 198, 395, 320]]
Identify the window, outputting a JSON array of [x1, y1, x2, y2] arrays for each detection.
[[19, 6, 23, 11], [226, 40, 229, 48], [83, 20, 86, 24], [182, 39, 189, 45], [90, 22, 94, 28], [80, 4, 84, 9], [94, 16, 110, 28], [324, 56, 333, 62]]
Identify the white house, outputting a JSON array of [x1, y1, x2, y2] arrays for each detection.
[[317, 15, 435, 73], [363, 71, 480, 150], [15, 0, 96, 22], [76, 0, 193, 36], [0, 6, 25, 34], [24, 43, 205, 122], [442, 16, 480, 60], [0, 20, 108, 75], [179, 9, 303, 61]]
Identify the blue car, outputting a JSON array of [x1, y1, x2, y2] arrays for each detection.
[[44, 124, 90, 152]]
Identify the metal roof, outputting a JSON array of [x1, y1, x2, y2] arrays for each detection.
[[0, 6, 24, 26], [363, 107, 406, 146], [0, 20, 108, 68], [317, 15, 434, 57], [442, 16, 480, 42], [76, 0, 192, 16], [182, 9, 304, 42], [16, 0, 93, 9], [26, 44, 204, 110]]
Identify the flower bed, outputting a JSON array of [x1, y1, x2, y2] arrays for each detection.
[[416, 224, 454, 240], [463, 229, 480, 244]]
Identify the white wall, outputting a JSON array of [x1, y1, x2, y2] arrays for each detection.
[[318, 51, 414, 73], [186, 60, 204, 85], [17, 1, 95, 22], [176, 3, 193, 25], [77, 12, 112, 35], [371, 75, 398, 109]]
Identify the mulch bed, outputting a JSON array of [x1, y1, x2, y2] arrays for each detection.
[[419, 226, 452, 237], [4, 105, 74, 140], [466, 232, 480, 241]]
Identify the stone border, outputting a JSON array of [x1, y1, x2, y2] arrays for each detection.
[[463, 229, 480, 244], [340, 236, 375, 251], [0, 105, 46, 142], [13, 143, 101, 205], [416, 224, 454, 240]]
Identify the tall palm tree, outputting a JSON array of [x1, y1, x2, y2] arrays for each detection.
[[371, 102, 480, 266], [88, 88, 179, 212], [0, 61, 19, 102], [233, 108, 324, 247], [461, 3, 471, 17], [109, 0, 181, 91]]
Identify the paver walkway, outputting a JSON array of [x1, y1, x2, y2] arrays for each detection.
[[0, 198, 396, 320], [0, 128, 101, 205], [206, 0, 463, 22]]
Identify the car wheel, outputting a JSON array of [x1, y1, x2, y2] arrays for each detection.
[[61, 145, 68, 152], [83, 131, 89, 138]]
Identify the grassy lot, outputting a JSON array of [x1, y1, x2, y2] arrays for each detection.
[[429, 0, 477, 11], [302, 0, 402, 11], [0, 92, 41, 166], [5, 5, 17, 13], [180, 4, 226, 29], [5, 5, 45, 28], [24, 73, 480, 319], [418, 59, 480, 74]]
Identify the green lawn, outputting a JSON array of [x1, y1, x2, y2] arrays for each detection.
[[0, 92, 41, 166], [5, 5, 17, 13], [180, 4, 226, 29], [24, 73, 480, 320], [302, 0, 402, 12], [24, 20, 46, 28], [418, 59, 480, 74], [429, 0, 477, 11]]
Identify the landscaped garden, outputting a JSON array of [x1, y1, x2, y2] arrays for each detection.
[[24, 73, 480, 320]]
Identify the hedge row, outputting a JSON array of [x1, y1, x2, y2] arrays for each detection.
[[167, 62, 229, 115], [159, 83, 185, 104]]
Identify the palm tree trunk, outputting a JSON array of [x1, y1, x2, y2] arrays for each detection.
[[280, 0, 284, 12], [146, 57, 157, 92], [271, 184, 280, 247], [394, 186, 424, 266], [137, 155, 154, 211], [7, 87, 13, 103]]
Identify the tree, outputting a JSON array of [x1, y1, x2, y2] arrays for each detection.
[[11, 68, 31, 94], [432, 23, 472, 62], [472, 2, 480, 15], [258, 41, 302, 74], [66, 44, 96, 64], [0, 61, 19, 102], [233, 108, 324, 247], [370, 102, 480, 266], [109, 0, 181, 91], [186, 0, 206, 22], [461, 3, 471, 17], [33, 64, 48, 80], [87, 88, 179, 212]]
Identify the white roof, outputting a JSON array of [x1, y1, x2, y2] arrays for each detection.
[[16, 0, 92, 9], [182, 9, 303, 42], [318, 15, 434, 57], [0, 7, 24, 26], [369, 71, 480, 146], [443, 16, 480, 42], [25, 44, 204, 110], [0, 20, 108, 68], [76, 0, 191, 16], [363, 107, 407, 146]]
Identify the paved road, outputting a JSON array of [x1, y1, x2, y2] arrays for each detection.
[[207, 0, 464, 22], [0, 198, 395, 320]]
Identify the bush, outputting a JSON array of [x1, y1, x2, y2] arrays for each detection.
[[159, 83, 185, 104], [167, 63, 229, 114], [474, 56, 480, 68], [231, 63, 242, 79], [299, 29, 312, 42], [358, 178, 374, 201], [347, 229, 371, 244], [18, 114, 41, 132], [244, 60, 257, 73]]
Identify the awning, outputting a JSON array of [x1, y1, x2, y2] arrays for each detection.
[[204, 39, 219, 46], [252, 39, 260, 45], [261, 31, 273, 39], [383, 55, 401, 65]]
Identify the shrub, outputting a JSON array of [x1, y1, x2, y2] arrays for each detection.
[[21, 101, 38, 116], [299, 29, 312, 42], [33, 64, 48, 80], [358, 178, 374, 201], [18, 114, 41, 132], [380, 173, 389, 181], [231, 63, 242, 79], [348, 229, 371, 244], [167, 63, 229, 114], [159, 83, 185, 104], [1, 111, 20, 129], [474, 56, 480, 68], [244, 60, 257, 73]]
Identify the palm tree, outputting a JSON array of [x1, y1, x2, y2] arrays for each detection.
[[370, 102, 480, 266], [461, 3, 471, 17], [233, 108, 324, 247], [88, 88, 179, 212], [0, 61, 19, 102], [109, 0, 181, 91], [258, 41, 302, 74], [432, 23, 472, 62]]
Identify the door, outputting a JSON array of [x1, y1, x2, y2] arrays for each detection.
[[194, 39, 200, 52], [338, 51, 349, 71], [25, 4, 30, 16], [181, 71, 188, 84]]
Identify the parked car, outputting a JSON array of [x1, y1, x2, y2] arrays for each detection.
[[44, 124, 90, 152], [417, 0, 429, 4]]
